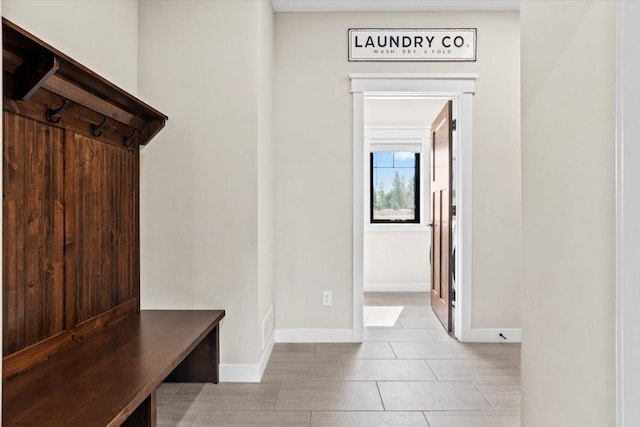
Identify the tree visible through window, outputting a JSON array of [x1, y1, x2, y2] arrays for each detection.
[[370, 151, 420, 223]]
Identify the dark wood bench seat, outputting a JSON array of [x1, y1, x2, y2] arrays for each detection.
[[3, 310, 225, 427]]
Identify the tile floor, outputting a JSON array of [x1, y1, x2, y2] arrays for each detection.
[[157, 292, 521, 426]]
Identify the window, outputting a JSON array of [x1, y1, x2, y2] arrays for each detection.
[[370, 151, 420, 223]]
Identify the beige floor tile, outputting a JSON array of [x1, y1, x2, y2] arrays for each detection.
[[270, 343, 316, 360], [157, 382, 183, 405], [343, 359, 436, 381], [424, 411, 521, 427], [275, 381, 383, 411], [157, 405, 199, 427], [399, 316, 448, 329], [427, 358, 520, 383], [364, 320, 404, 329], [158, 419, 196, 427], [474, 383, 521, 410], [364, 327, 433, 342], [426, 327, 457, 342], [191, 410, 310, 426], [158, 382, 184, 395], [262, 359, 343, 381], [466, 343, 521, 355], [315, 342, 396, 359], [392, 341, 479, 359], [392, 341, 520, 359], [398, 305, 437, 317], [378, 381, 494, 411], [172, 383, 279, 410], [311, 411, 428, 426]]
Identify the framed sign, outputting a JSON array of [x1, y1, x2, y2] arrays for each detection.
[[348, 28, 477, 62]]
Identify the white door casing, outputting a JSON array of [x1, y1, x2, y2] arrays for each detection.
[[350, 74, 475, 342]]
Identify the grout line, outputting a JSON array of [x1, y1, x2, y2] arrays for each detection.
[[388, 341, 398, 359], [471, 380, 498, 411], [423, 359, 440, 381], [375, 381, 386, 411], [422, 411, 432, 427], [273, 381, 283, 411]]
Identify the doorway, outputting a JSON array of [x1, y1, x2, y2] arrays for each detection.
[[362, 97, 452, 333], [350, 74, 476, 342]]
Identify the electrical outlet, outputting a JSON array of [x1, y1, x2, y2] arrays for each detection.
[[322, 291, 333, 306]]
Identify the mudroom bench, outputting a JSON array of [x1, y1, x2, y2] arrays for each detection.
[[3, 310, 225, 427]]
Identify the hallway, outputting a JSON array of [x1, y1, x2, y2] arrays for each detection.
[[157, 293, 521, 426]]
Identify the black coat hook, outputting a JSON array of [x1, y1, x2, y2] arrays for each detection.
[[122, 129, 137, 148], [45, 100, 67, 123], [90, 117, 107, 137]]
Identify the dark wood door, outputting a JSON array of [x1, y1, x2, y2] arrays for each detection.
[[430, 101, 453, 331]]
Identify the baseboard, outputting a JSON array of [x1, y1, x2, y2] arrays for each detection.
[[364, 282, 430, 292], [219, 330, 275, 382], [275, 328, 354, 343], [463, 328, 521, 343]]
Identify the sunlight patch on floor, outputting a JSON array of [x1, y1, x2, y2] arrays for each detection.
[[363, 306, 404, 327]]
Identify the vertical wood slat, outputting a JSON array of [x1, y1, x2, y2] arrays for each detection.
[[3, 112, 25, 354], [24, 116, 42, 346], [69, 134, 137, 324], [3, 113, 65, 355], [133, 144, 140, 309], [64, 129, 77, 330], [43, 120, 64, 339]]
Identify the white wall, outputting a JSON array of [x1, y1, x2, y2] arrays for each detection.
[[257, 0, 275, 342], [138, 0, 274, 372], [3, 0, 138, 94], [618, 3, 640, 423], [364, 232, 429, 286], [274, 11, 521, 331], [521, 1, 616, 426]]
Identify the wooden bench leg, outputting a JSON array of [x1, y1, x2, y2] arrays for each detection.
[[122, 391, 157, 427], [165, 324, 220, 383]]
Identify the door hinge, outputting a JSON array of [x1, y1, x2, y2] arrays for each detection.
[[450, 288, 456, 302], [451, 119, 457, 131]]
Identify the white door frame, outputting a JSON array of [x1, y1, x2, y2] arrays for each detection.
[[350, 73, 476, 342], [616, 2, 640, 425]]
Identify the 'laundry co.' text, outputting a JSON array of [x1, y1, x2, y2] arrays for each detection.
[[348, 28, 477, 62], [354, 34, 466, 49]]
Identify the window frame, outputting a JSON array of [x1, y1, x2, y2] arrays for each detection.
[[364, 127, 429, 231], [369, 151, 421, 224]]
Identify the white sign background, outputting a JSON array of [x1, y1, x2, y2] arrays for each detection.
[[349, 28, 477, 62]]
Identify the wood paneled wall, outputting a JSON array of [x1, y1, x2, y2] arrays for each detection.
[[66, 133, 138, 324], [3, 113, 65, 355], [2, 112, 139, 358]]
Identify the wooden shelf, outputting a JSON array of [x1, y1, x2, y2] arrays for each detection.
[[2, 18, 167, 146]]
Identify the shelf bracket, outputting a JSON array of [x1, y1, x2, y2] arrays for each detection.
[[14, 54, 59, 100]]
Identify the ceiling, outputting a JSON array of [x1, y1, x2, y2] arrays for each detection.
[[271, 0, 520, 13]]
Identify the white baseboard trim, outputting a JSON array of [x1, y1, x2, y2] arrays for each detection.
[[462, 328, 521, 343], [275, 328, 354, 343], [219, 330, 275, 383], [364, 282, 429, 292]]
